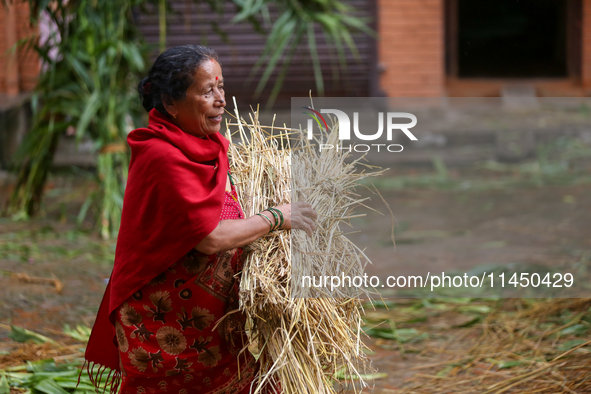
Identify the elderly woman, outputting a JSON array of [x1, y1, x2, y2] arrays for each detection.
[[85, 45, 316, 394]]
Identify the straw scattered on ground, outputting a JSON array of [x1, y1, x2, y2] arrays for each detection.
[[366, 298, 591, 394]]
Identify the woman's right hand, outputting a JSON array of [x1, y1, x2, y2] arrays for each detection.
[[265, 202, 317, 236]]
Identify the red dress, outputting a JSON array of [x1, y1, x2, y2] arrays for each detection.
[[114, 186, 258, 394]]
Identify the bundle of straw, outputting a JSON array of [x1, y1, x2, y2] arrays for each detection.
[[226, 103, 380, 394]]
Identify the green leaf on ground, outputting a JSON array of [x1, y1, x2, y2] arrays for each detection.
[[62, 324, 92, 342], [458, 305, 492, 314], [453, 316, 482, 328], [9, 326, 57, 345], [0, 372, 10, 394], [561, 324, 589, 336], [558, 339, 589, 352], [35, 378, 70, 394], [373, 300, 397, 309], [364, 325, 427, 344], [334, 368, 388, 380], [498, 360, 527, 369]]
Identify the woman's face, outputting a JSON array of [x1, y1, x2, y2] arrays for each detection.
[[167, 59, 225, 138]]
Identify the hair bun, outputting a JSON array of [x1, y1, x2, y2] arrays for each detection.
[[143, 82, 152, 94], [138, 76, 154, 112]]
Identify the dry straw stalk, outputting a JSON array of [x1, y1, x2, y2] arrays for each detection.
[[225, 103, 382, 394]]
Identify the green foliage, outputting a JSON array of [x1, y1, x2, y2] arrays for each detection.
[[363, 319, 428, 344], [231, 0, 374, 107], [62, 325, 92, 343], [0, 373, 9, 394], [4, 360, 98, 394], [7, 0, 148, 239], [333, 368, 388, 380], [8, 326, 57, 345]]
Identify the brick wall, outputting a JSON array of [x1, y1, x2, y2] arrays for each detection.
[[376, 0, 445, 97], [0, 3, 15, 94], [16, 1, 38, 91], [0, 1, 39, 96], [583, 0, 591, 92]]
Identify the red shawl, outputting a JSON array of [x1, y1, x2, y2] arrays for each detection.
[[85, 108, 229, 376]]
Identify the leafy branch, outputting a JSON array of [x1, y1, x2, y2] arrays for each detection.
[[231, 0, 374, 107]]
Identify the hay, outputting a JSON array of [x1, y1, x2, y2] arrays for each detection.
[[225, 103, 380, 394], [394, 298, 591, 394]]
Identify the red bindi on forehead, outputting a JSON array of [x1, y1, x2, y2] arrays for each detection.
[[215, 76, 218, 80]]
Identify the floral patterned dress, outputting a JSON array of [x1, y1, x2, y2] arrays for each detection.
[[114, 184, 257, 394]]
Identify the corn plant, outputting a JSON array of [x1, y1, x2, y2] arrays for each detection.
[[6, 0, 148, 239]]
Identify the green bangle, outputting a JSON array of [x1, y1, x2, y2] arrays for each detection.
[[267, 207, 283, 230], [268, 207, 284, 229], [256, 213, 273, 231], [266, 209, 280, 231]]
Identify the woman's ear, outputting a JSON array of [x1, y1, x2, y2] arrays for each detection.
[[162, 94, 178, 118]]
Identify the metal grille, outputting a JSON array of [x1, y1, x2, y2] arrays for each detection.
[[134, 1, 376, 108]]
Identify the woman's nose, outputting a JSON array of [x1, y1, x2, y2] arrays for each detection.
[[215, 89, 225, 106]]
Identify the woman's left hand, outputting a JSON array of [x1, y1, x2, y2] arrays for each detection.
[[269, 202, 317, 237]]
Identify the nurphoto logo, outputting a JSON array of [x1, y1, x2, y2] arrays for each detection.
[[302, 106, 418, 153]]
